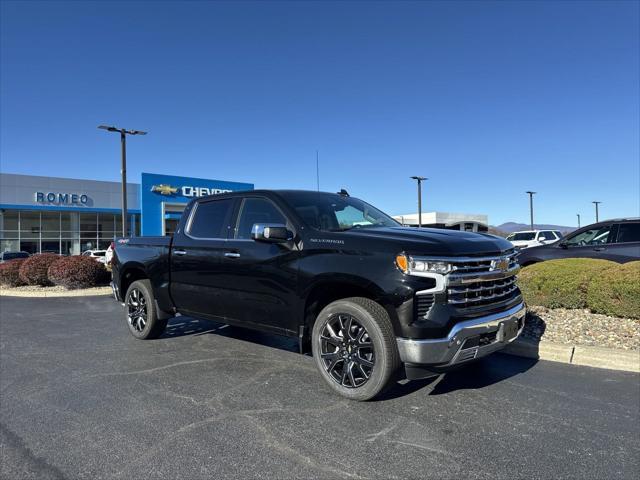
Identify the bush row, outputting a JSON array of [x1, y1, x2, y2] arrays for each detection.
[[0, 254, 110, 290], [518, 259, 640, 319]]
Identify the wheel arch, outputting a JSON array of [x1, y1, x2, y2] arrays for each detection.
[[301, 275, 399, 345]]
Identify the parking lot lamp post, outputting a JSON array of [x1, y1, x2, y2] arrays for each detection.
[[577, 213, 580, 228], [98, 126, 147, 236], [526, 191, 536, 230], [592, 201, 601, 223], [410, 176, 427, 228]]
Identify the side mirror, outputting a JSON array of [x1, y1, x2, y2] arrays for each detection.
[[559, 242, 568, 249], [251, 223, 292, 243]]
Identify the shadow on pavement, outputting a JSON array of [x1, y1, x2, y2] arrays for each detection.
[[160, 315, 539, 398]]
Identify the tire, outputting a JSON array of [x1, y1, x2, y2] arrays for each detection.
[[124, 279, 168, 340], [311, 297, 400, 401]]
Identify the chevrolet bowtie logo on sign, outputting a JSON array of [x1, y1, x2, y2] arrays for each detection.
[[490, 257, 510, 272], [150, 184, 179, 195], [151, 184, 233, 197]]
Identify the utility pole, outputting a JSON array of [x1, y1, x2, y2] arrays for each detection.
[[410, 176, 428, 228], [98, 125, 147, 236], [526, 191, 536, 230], [592, 201, 601, 223], [316, 150, 320, 192], [576, 213, 581, 228]]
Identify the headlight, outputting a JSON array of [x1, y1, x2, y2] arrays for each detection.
[[395, 254, 452, 275]]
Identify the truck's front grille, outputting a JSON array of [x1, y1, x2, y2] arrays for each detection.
[[448, 275, 519, 308], [449, 253, 518, 273]]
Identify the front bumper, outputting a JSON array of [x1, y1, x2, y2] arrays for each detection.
[[396, 302, 526, 367]]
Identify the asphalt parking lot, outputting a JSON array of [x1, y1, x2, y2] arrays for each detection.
[[1, 296, 638, 479]]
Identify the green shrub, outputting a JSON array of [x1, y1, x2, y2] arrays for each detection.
[[18, 253, 60, 286], [586, 261, 640, 319], [0, 258, 27, 287], [48, 255, 110, 289], [518, 258, 617, 309]]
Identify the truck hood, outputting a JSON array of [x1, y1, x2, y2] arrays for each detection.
[[340, 227, 514, 256]]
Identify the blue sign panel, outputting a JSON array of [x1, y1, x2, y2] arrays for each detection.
[[140, 172, 253, 236]]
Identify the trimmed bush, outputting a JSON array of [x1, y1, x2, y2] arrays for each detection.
[[47, 255, 110, 289], [18, 253, 60, 286], [587, 261, 640, 319], [518, 258, 617, 309], [0, 258, 27, 287]]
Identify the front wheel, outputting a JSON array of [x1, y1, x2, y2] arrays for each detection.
[[125, 279, 168, 340], [312, 297, 400, 401]]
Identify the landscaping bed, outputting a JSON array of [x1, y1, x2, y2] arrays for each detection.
[[0, 284, 111, 297], [522, 305, 639, 351]]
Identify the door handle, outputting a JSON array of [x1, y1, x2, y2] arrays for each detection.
[[174, 250, 187, 256], [224, 252, 241, 258]]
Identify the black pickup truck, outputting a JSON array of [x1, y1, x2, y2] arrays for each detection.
[[112, 190, 525, 400]]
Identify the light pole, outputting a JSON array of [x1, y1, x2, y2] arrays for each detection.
[[410, 176, 427, 227], [592, 201, 601, 223], [576, 213, 581, 228], [98, 125, 147, 236], [526, 191, 536, 230]]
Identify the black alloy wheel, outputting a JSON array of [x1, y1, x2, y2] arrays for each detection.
[[320, 314, 375, 388]]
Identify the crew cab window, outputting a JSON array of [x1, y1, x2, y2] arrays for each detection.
[[564, 225, 612, 246], [235, 198, 287, 239], [616, 223, 640, 243], [188, 198, 234, 238], [277, 191, 398, 232]]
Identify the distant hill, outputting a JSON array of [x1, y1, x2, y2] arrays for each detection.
[[494, 222, 576, 235]]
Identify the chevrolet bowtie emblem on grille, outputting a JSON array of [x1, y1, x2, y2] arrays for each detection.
[[150, 184, 178, 195], [490, 257, 509, 272]]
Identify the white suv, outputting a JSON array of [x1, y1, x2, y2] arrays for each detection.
[[81, 249, 108, 264], [507, 230, 563, 250]]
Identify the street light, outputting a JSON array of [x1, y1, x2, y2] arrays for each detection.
[[98, 125, 147, 236], [576, 213, 581, 228], [410, 176, 428, 228], [592, 201, 601, 223], [526, 191, 536, 230]]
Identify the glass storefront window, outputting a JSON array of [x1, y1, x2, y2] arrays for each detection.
[[80, 213, 97, 233], [0, 210, 19, 238], [1, 239, 20, 253], [41, 211, 61, 236], [41, 239, 60, 254], [20, 211, 40, 237]]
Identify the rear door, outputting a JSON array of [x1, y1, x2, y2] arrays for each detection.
[[610, 222, 640, 262], [216, 196, 300, 335], [169, 197, 236, 319]]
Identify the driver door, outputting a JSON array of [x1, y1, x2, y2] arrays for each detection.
[[563, 224, 618, 260]]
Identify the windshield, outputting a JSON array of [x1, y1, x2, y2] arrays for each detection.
[[507, 232, 536, 241], [277, 191, 399, 232]]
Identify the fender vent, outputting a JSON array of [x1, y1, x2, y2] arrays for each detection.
[[415, 294, 435, 320]]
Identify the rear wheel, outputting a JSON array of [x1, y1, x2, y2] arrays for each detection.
[[125, 279, 167, 340], [312, 297, 400, 401]]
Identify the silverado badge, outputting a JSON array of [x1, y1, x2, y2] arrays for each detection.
[[151, 184, 178, 196]]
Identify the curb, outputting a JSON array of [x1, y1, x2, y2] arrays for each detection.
[[503, 338, 640, 373], [0, 287, 112, 298]]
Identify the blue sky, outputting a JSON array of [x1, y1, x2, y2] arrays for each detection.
[[1, 0, 638, 227]]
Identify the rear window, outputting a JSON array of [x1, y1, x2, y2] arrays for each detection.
[[616, 223, 640, 243], [188, 199, 234, 238]]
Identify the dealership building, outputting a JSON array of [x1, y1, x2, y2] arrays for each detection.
[[0, 172, 253, 255]]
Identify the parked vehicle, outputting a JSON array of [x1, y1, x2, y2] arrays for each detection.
[[517, 218, 640, 266], [112, 190, 525, 400], [0, 251, 30, 263], [506, 230, 563, 250], [81, 249, 107, 264]]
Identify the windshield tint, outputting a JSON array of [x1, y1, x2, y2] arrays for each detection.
[[277, 192, 399, 232], [507, 232, 536, 241]]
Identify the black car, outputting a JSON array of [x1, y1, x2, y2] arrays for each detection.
[[112, 190, 525, 400], [517, 218, 640, 266], [0, 251, 30, 263]]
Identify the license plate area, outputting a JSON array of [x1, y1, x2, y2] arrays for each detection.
[[498, 319, 519, 342]]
